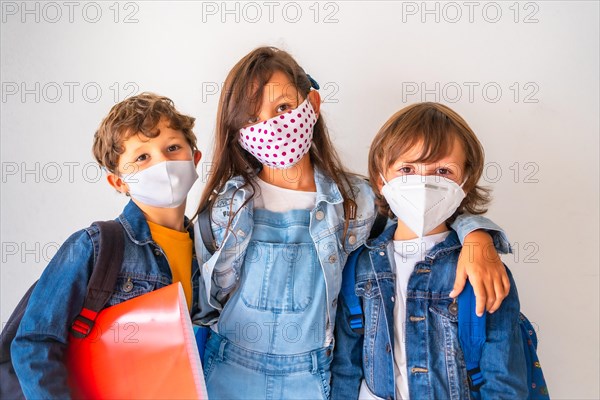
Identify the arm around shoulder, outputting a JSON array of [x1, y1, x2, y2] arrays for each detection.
[[451, 213, 512, 254]]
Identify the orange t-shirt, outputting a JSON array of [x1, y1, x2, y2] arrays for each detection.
[[147, 220, 193, 310]]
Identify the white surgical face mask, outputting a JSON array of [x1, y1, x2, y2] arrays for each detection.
[[238, 97, 317, 169], [380, 174, 466, 237], [122, 160, 198, 208]]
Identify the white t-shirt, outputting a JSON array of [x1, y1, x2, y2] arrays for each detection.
[[253, 177, 317, 212], [359, 231, 451, 400]]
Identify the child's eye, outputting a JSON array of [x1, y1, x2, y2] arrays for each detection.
[[167, 144, 181, 152], [247, 116, 259, 125], [276, 104, 290, 113], [135, 154, 149, 163], [436, 168, 451, 175], [398, 166, 414, 174]]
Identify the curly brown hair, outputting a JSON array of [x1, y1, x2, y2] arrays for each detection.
[[92, 92, 197, 174], [368, 102, 491, 219]]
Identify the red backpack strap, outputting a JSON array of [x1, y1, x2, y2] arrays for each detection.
[[70, 221, 124, 338]]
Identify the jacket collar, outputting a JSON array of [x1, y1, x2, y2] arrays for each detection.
[[366, 222, 463, 261], [366, 223, 397, 249], [118, 200, 194, 246], [314, 167, 344, 205]]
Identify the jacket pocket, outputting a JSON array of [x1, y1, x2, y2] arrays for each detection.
[[106, 275, 157, 307], [355, 279, 380, 299], [355, 272, 394, 299]]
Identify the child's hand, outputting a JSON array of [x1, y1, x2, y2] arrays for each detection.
[[449, 230, 510, 316]]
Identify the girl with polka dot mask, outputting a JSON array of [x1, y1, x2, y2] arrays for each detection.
[[193, 46, 375, 400], [238, 96, 317, 169], [192, 46, 512, 400]]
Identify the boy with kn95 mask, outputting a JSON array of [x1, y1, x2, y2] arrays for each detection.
[[332, 102, 528, 399]]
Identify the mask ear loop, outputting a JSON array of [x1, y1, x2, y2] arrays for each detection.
[[380, 173, 390, 186]]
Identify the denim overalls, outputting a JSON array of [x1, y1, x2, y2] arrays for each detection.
[[203, 208, 333, 399]]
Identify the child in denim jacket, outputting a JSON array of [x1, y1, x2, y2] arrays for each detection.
[[332, 102, 528, 399], [11, 93, 203, 398]]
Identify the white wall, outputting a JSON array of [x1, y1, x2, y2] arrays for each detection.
[[1, 1, 598, 398]]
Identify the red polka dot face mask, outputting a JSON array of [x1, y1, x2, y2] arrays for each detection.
[[238, 97, 317, 169]]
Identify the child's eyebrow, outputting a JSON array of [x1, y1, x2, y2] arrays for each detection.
[[270, 94, 286, 103], [126, 142, 148, 154]]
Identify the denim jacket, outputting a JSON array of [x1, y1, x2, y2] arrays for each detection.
[[11, 200, 200, 399], [193, 168, 510, 330], [193, 169, 378, 330], [331, 224, 527, 400]]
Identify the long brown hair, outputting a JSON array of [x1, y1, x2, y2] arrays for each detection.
[[368, 102, 491, 218], [195, 46, 356, 235]]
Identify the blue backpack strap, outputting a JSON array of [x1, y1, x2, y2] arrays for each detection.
[[457, 280, 486, 392], [341, 246, 366, 334]]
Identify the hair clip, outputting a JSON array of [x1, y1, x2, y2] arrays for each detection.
[[306, 74, 320, 90]]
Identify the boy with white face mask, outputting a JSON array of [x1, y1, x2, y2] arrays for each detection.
[[332, 102, 528, 399], [11, 93, 203, 399]]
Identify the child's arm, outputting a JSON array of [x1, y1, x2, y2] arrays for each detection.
[[450, 214, 512, 316], [477, 266, 529, 398], [11, 230, 95, 399], [331, 295, 364, 400]]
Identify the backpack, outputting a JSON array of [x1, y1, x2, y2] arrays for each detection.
[[340, 244, 550, 399], [0, 221, 124, 399], [192, 207, 218, 363], [457, 281, 550, 399]]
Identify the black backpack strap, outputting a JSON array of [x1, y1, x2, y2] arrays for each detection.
[[198, 207, 217, 255], [70, 220, 124, 339], [369, 212, 388, 239]]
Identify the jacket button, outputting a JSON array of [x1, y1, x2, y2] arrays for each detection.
[[153, 248, 161, 257], [365, 281, 372, 291], [348, 234, 357, 245], [448, 302, 458, 316], [122, 279, 134, 293], [391, 296, 395, 303], [328, 255, 337, 263], [379, 251, 385, 256], [315, 210, 325, 220]]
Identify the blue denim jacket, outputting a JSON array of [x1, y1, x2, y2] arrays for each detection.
[[11, 200, 200, 399], [331, 224, 527, 400], [193, 168, 510, 330]]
